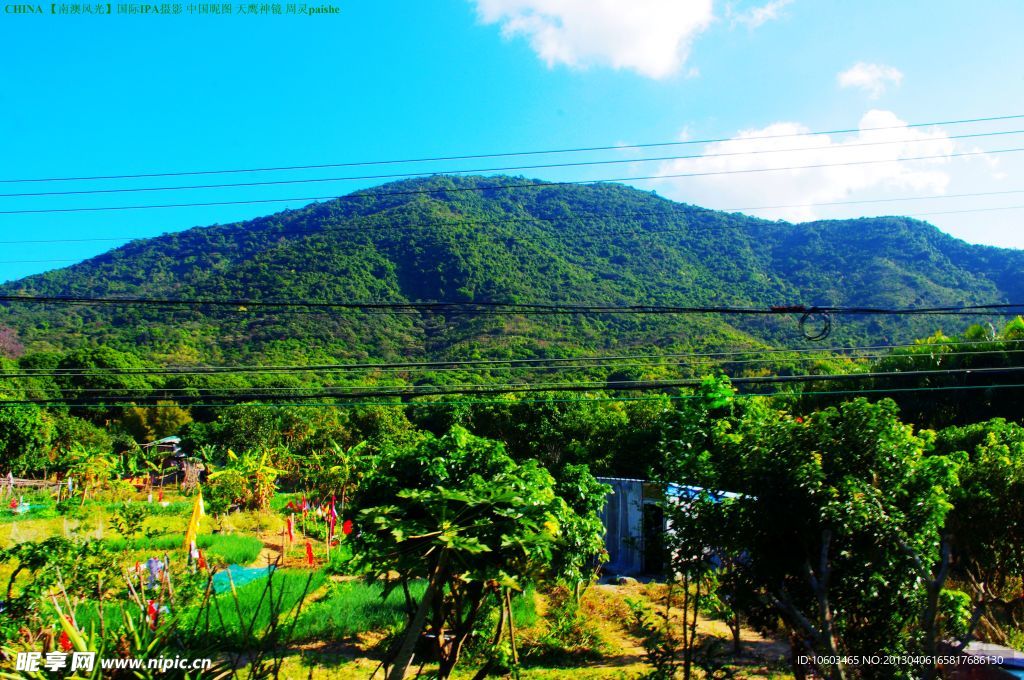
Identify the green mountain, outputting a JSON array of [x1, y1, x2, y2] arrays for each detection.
[[1, 175, 1021, 365]]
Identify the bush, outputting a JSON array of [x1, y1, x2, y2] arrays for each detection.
[[99, 478, 137, 502], [205, 468, 249, 515], [112, 502, 150, 538]]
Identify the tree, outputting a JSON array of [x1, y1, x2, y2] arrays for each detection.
[[0, 404, 54, 477], [54, 346, 154, 421], [654, 376, 767, 678], [0, 326, 24, 359], [119, 402, 193, 443], [0, 538, 118, 644], [350, 427, 606, 679], [458, 393, 629, 472], [935, 418, 1024, 644], [662, 384, 962, 680], [66, 446, 117, 502], [206, 449, 281, 512], [297, 440, 370, 501]]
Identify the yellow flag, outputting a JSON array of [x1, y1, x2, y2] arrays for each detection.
[[183, 489, 204, 551]]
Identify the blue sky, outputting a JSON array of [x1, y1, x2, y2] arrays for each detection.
[[1, 0, 1023, 283]]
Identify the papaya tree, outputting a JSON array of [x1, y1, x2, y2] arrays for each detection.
[[350, 427, 607, 679]]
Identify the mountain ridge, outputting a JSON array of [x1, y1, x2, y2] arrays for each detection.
[[1, 175, 1021, 363]]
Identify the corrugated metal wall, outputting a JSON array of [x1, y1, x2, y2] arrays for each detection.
[[597, 477, 645, 576]]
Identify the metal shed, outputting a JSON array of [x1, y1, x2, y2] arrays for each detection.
[[596, 476, 646, 576]]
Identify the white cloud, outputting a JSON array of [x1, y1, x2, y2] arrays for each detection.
[[650, 110, 959, 222], [472, 0, 714, 79], [837, 62, 904, 99], [728, 0, 793, 29]]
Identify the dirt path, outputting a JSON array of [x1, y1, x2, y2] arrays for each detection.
[[590, 582, 791, 675]]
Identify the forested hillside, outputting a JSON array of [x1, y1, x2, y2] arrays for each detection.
[[1, 175, 1022, 364]]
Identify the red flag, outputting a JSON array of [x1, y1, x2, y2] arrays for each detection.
[[287, 516, 295, 542], [342, 519, 353, 535], [301, 494, 309, 513], [304, 541, 315, 567], [58, 616, 75, 651], [197, 549, 207, 570], [146, 600, 160, 629], [158, 488, 164, 503]]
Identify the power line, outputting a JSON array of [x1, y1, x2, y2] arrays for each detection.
[[18, 366, 1024, 391], [3, 344, 1022, 380], [883, 204, 1024, 218], [3, 365, 1023, 405], [2, 381, 1020, 409], [4, 113, 1021, 185], [5, 210, 713, 251], [1, 294, 1022, 317], [0, 259, 81, 265], [3, 130, 1020, 200], [3, 145, 1020, 200], [2, 188, 1023, 248], [0, 337, 987, 372], [15, 361, 1023, 396], [5, 148, 1024, 216]]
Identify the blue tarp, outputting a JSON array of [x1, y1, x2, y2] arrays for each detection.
[[212, 565, 275, 594], [666, 483, 742, 502]]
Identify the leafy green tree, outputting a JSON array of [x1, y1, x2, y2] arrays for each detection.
[[66, 446, 117, 501], [0, 404, 54, 476], [350, 427, 606, 679], [934, 418, 1024, 644], [204, 467, 249, 516], [550, 463, 611, 593], [55, 346, 154, 399], [297, 440, 370, 501], [459, 393, 629, 472], [50, 414, 113, 472], [663, 385, 961, 680], [118, 401, 193, 443], [207, 449, 281, 511], [112, 502, 150, 539], [203, 404, 284, 453]]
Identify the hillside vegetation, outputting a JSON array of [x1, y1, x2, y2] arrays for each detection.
[[2, 175, 1021, 365]]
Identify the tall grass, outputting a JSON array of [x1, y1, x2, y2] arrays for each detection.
[[324, 541, 355, 574], [291, 579, 426, 642], [72, 599, 132, 634], [103, 533, 263, 565], [290, 581, 537, 644], [204, 534, 265, 565], [511, 586, 539, 629], [182, 568, 327, 649]]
